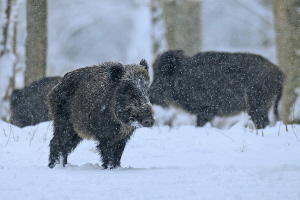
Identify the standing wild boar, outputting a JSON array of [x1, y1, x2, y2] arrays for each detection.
[[10, 76, 62, 127], [149, 50, 284, 129], [48, 60, 154, 169]]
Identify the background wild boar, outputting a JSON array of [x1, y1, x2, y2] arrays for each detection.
[[149, 50, 284, 129], [10, 77, 62, 127]]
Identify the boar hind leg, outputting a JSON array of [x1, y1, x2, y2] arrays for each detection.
[[196, 106, 216, 126], [247, 93, 270, 129], [60, 134, 82, 167], [48, 135, 61, 168], [248, 106, 269, 129], [48, 120, 82, 168]]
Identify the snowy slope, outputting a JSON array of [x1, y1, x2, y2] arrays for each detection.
[[0, 120, 300, 200]]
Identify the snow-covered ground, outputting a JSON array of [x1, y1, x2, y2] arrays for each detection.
[[0, 119, 300, 200], [1, 0, 300, 199]]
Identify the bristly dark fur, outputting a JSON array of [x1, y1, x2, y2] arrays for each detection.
[[48, 60, 154, 169], [149, 50, 284, 129], [10, 76, 62, 127]]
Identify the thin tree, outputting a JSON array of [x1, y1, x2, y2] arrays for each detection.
[[25, 0, 47, 86], [151, 0, 167, 59], [0, 0, 12, 57], [161, 0, 201, 56], [0, 0, 18, 121], [151, 0, 201, 57], [273, 0, 300, 124]]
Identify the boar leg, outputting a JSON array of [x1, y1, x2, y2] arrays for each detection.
[[97, 139, 114, 169], [196, 106, 216, 126], [48, 120, 82, 168], [248, 104, 269, 129], [97, 138, 128, 169], [247, 91, 270, 129], [111, 139, 129, 168]]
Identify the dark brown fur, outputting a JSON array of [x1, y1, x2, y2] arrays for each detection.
[[48, 60, 154, 169], [149, 50, 284, 129], [10, 77, 62, 127]]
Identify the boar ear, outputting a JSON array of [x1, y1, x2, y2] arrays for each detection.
[[110, 63, 126, 82], [11, 89, 24, 98], [11, 89, 23, 102], [140, 59, 149, 71]]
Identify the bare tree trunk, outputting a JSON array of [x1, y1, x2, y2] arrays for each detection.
[[25, 0, 47, 86], [161, 0, 201, 56], [0, 0, 12, 56], [0, 0, 18, 121], [273, 0, 300, 123], [151, 0, 168, 59]]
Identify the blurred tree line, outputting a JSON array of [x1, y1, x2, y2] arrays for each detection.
[[0, 0, 299, 125]]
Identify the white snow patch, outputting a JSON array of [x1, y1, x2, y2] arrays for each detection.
[[1, 119, 300, 200]]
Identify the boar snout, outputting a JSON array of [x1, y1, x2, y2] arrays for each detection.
[[141, 118, 155, 127]]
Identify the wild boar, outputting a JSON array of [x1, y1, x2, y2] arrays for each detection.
[[10, 76, 62, 127], [149, 50, 284, 129], [48, 60, 154, 169]]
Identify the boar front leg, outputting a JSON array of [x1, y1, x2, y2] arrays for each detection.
[[97, 138, 130, 169]]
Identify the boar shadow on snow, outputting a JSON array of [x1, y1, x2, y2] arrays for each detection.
[[48, 60, 154, 169], [149, 50, 284, 129], [10, 76, 62, 127]]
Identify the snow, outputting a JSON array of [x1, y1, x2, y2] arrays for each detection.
[[0, 119, 300, 200], [1, 0, 300, 199]]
